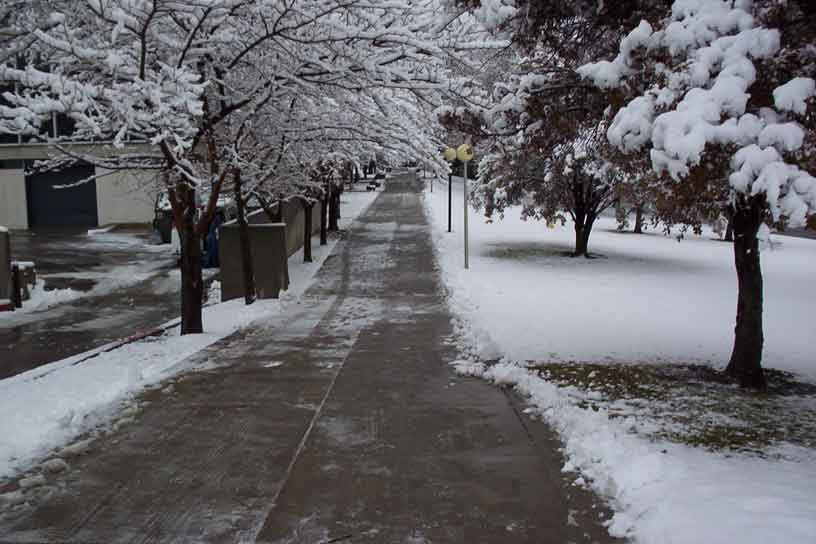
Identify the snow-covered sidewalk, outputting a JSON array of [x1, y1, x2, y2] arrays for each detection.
[[0, 189, 379, 483], [425, 177, 816, 544]]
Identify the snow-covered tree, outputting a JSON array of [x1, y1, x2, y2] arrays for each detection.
[[473, 126, 623, 256], [441, 1, 661, 256], [0, 0, 488, 334], [578, 0, 816, 387]]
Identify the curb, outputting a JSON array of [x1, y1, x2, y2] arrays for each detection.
[[33, 318, 183, 382]]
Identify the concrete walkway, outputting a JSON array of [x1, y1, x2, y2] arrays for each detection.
[[0, 174, 617, 543]]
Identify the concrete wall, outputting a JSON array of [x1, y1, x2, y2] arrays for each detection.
[[0, 169, 28, 229], [0, 230, 10, 301], [0, 142, 154, 161], [0, 166, 157, 229], [219, 223, 289, 302], [220, 199, 324, 302], [96, 168, 157, 226], [246, 199, 323, 257], [0, 138, 157, 229]]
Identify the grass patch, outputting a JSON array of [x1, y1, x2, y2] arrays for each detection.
[[532, 362, 816, 455], [485, 245, 575, 260]]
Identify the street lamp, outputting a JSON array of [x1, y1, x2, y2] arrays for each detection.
[[443, 147, 456, 233], [456, 143, 474, 270]]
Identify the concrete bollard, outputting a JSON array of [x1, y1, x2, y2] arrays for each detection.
[[10, 264, 22, 308], [0, 229, 10, 307]]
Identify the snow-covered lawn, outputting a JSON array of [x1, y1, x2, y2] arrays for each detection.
[[427, 178, 815, 376], [0, 189, 379, 483], [426, 177, 816, 544]]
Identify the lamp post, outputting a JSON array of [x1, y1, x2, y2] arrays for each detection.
[[443, 147, 456, 233], [456, 143, 474, 269]]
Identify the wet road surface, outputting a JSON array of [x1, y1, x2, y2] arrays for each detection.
[[0, 174, 619, 543], [0, 228, 181, 379]]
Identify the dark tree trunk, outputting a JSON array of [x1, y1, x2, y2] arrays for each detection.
[[336, 191, 341, 220], [336, 182, 343, 221], [234, 169, 256, 305], [573, 215, 595, 258], [303, 201, 314, 263], [725, 199, 766, 389], [180, 187, 204, 334], [329, 188, 340, 231], [725, 216, 734, 242], [320, 193, 328, 245], [571, 194, 597, 258], [634, 204, 644, 234]]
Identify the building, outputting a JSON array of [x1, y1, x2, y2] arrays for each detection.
[[0, 145, 158, 230], [0, 82, 156, 230]]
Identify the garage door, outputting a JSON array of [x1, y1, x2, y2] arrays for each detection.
[[25, 164, 98, 228]]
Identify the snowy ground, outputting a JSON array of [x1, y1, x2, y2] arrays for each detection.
[[0, 188, 379, 483], [425, 176, 816, 544]]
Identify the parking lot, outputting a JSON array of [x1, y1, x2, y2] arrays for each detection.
[[0, 227, 185, 379]]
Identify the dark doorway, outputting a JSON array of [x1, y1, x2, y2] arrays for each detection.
[[25, 163, 98, 227]]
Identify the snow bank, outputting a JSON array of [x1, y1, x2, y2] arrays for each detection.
[[0, 189, 379, 481], [454, 362, 816, 544], [0, 298, 278, 480]]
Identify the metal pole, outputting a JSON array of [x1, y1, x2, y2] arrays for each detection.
[[447, 173, 452, 233], [463, 161, 469, 269]]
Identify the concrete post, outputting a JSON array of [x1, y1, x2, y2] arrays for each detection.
[[10, 264, 21, 308]]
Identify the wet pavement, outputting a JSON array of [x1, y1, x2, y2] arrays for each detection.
[[0, 228, 181, 379], [0, 174, 619, 543]]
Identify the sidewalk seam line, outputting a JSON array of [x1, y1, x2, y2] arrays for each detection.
[[248, 328, 360, 543]]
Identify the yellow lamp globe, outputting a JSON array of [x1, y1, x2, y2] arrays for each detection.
[[456, 143, 474, 162], [443, 147, 457, 162]]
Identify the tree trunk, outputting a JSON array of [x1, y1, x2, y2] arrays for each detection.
[[329, 188, 340, 231], [634, 203, 644, 234], [320, 193, 328, 245], [725, 199, 766, 389], [303, 201, 313, 263], [234, 169, 256, 305], [336, 182, 343, 221], [573, 218, 595, 257], [572, 205, 596, 258], [180, 187, 204, 334]]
